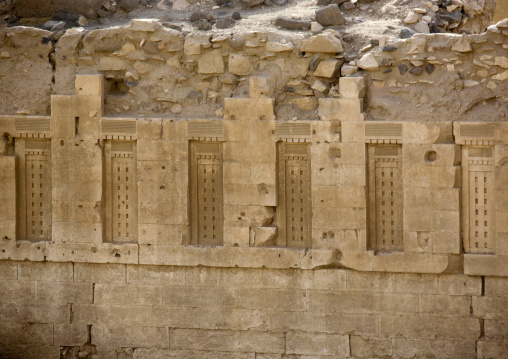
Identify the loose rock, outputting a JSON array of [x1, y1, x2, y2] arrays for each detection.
[[275, 16, 311, 30], [315, 4, 344, 26], [357, 52, 379, 71]]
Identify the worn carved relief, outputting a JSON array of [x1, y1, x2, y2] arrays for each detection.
[[104, 141, 138, 243], [277, 142, 312, 249], [368, 144, 403, 252], [190, 142, 224, 246], [16, 139, 52, 241]]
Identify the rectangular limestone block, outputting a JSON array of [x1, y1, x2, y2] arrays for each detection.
[[224, 98, 275, 122], [170, 328, 285, 353], [223, 226, 249, 247], [312, 185, 366, 208], [74, 262, 126, 284], [346, 271, 439, 294], [484, 319, 508, 341], [438, 274, 482, 296], [403, 165, 459, 189], [419, 294, 471, 317], [402, 144, 460, 167], [52, 200, 101, 223], [404, 188, 459, 211], [51, 95, 77, 117], [127, 265, 186, 285], [341, 122, 365, 143], [162, 120, 187, 141], [54, 324, 89, 346], [92, 325, 168, 348], [139, 200, 188, 226], [75, 74, 104, 97], [18, 261, 73, 282], [404, 209, 459, 232], [307, 290, 419, 315], [432, 231, 460, 254], [132, 349, 255, 359], [223, 205, 275, 228], [339, 76, 365, 99], [137, 141, 175, 162], [311, 142, 365, 165], [0, 280, 36, 305], [465, 254, 508, 276], [137, 118, 162, 140], [379, 316, 481, 340], [0, 117, 15, 135], [37, 281, 93, 304], [477, 341, 508, 359], [223, 120, 249, 142], [138, 224, 187, 245], [249, 76, 275, 98], [392, 339, 476, 359], [484, 277, 508, 297], [337, 99, 364, 121], [51, 116, 77, 139], [0, 261, 17, 280], [286, 331, 349, 357], [312, 163, 366, 186], [223, 162, 276, 185], [312, 207, 366, 230], [312, 228, 367, 252], [0, 322, 53, 346], [473, 296, 508, 319], [76, 95, 103, 118], [224, 183, 277, 206], [76, 117, 100, 139], [0, 156, 16, 240], [223, 141, 276, 163], [294, 269, 347, 290], [350, 336, 393, 358], [52, 222, 102, 243], [94, 283, 162, 306]]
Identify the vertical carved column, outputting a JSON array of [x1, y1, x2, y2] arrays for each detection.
[[368, 145, 403, 251], [16, 139, 52, 241], [104, 141, 138, 243], [278, 142, 311, 248], [463, 147, 495, 253], [190, 142, 223, 246]]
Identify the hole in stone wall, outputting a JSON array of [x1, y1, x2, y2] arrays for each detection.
[[425, 151, 437, 162], [105, 78, 129, 96]]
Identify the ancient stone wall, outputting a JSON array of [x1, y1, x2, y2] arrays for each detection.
[[0, 17, 508, 358]]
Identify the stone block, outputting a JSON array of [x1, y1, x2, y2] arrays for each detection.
[[315, 5, 344, 26], [0, 156, 16, 239], [37, 281, 93, 304], [477, 341, 508, 359], [286, 331, 349, 356], [392, 339, 476, 359], [138, 224, 187, 245], [346, 271, 440, 294], [54, 324, 89, 346], [224, 226, 250, 247], [484, 277, 508, 297], [92, 325, 168, 348], [341, 122, 365, 143], [0, 280, 36, 304], [94, 283, 162, 306], [294, 269, 346, 290], [308, 291, 419, 315], [431, 231, 460, 254], [0, 322, 53, 346], [97, 56, 126, 71], [223, 162, 276, 185], [485, 319, 508, 341], [312, 207, 366, 229], [74, 262, 126, 283], [127, 265, 185, 285], [0, 303, 70, 323], [312, 186, 366, 208], [404, 188, 459, 211], [18, 261, 72, 282], [300, 33, 343, 53], [350, 336, 392, 358], [228, 53, 254, 76], [312, 163, 366, 186], [339, 77, 365, 99], [133, 349, 255, 359], [313, 59, 342, 78], [438, 274, 481, 296], [170, 329, 285, 353], [419, 294, 471, 317], [230, 288, 306, 311], [224, 142, 276, 163], [404, 209, 459, 232], [52, 200, 101, 223], [473, 296, 508, 319], [224, 183, 276, 206], [403, 165, 459, 189], [379, 316, 481, 340], [249, 76, 275, 98], [0, 262, 17, 280], [267, 310, 378, 337], [224, 98, 275, 122], [403, 122, 453, 144], [198, 50, 225, 74], [52, 221, 102, 243], [129, 19, 161, 32]]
